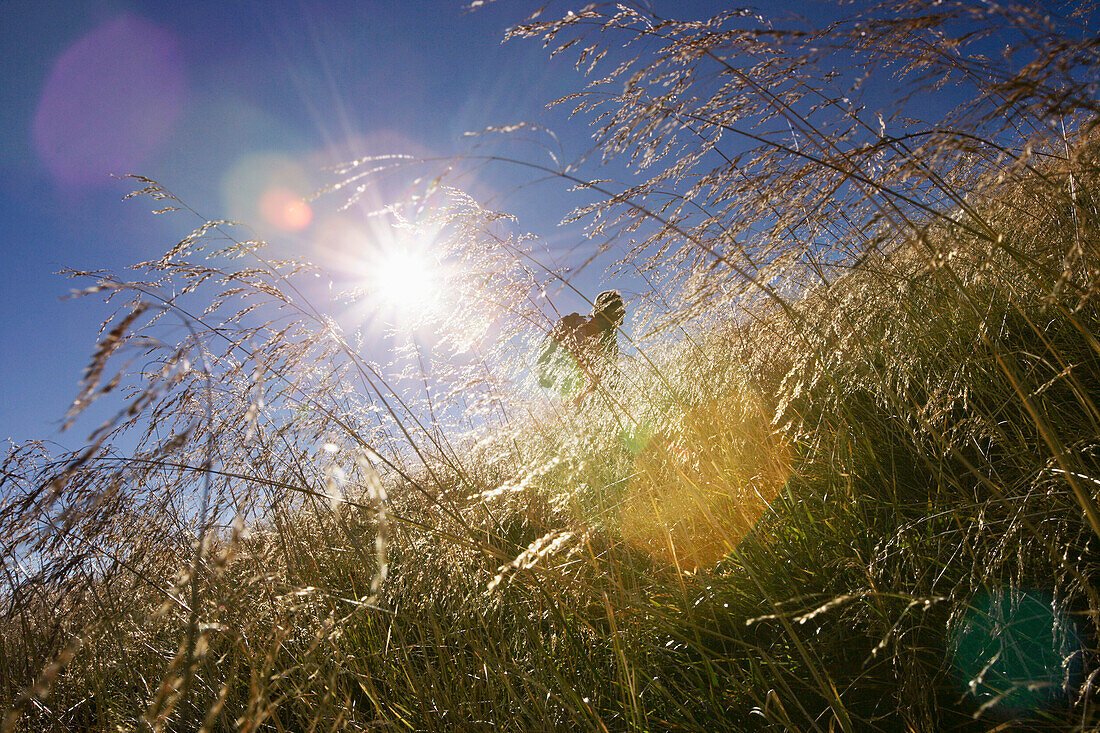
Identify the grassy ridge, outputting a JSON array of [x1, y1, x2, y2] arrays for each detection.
[[5, 174, 1097, 729], [4, 1, 1100, 730]]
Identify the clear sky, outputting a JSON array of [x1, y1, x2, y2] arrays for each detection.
[[1, 0, 835, 448]]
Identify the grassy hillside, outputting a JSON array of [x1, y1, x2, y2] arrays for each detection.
[[5, 1, 1100, 730]]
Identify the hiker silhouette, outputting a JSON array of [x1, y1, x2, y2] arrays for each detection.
[[537, 290, 625, 404]]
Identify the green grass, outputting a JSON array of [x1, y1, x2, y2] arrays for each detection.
[[5, 1, 1100, 730]]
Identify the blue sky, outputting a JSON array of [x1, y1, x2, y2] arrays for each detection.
[[0, 0, 836, 447]]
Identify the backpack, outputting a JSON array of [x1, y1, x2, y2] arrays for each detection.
[[537, 313, 588, 390]]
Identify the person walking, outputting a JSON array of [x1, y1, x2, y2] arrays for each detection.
[[537, 290, 626, 405]]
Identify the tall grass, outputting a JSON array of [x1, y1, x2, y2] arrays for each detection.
[[4, 1, 1100, 729]]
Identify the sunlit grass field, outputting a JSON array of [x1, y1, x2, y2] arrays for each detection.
[[5, 2, 1100, 730]]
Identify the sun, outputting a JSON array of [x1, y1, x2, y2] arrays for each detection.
[[311, 214, 450, 330], [369, 246, 441, 319]]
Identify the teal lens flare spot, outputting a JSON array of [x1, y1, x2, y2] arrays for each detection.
[[951, 588, 1082, 718]]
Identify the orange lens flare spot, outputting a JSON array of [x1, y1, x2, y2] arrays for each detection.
[[617, 391, 791, 570], [259, 187, 312, 231]]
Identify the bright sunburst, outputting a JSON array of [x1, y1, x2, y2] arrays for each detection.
[[310, 211, 450, 331], [369, 245, 440, 320]]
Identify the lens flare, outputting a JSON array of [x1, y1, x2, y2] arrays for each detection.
[[33, 14, 186, 186], [221, 153, 313, 234], [259, 187, 312, 231], [615, 390, 790, 570], [951, 588, 1083, 718]]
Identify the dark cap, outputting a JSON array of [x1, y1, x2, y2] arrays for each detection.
[[592, 290, 625, 327]]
